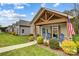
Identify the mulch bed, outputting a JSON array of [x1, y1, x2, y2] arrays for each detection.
[[38, 44, 79, 56], [38, 44, 69, 56]]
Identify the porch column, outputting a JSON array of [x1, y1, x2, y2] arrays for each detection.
[[34, 25, 37, 39]]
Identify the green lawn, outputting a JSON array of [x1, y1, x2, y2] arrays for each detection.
[[0, 32, 30, 47], [0, 45, 58, 56]]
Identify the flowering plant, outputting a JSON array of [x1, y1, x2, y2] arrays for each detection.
[[61, 39, 77, 55]]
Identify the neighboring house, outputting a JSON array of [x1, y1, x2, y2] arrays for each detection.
[[13, 20, 31, 35], [0, 29, 1, 33], [6, 20, 31, 35], [6, 25, 13, 33], [31, 8, 74, 41]]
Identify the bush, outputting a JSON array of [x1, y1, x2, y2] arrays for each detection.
[[29, 34, 33, 36], [49, 39, 60, 49], [37, 36, 43, 44], [73, 34, 79, 53], [37, 34, 40, 37], [61, 39, 77, 55], [28, 36, 34, 41], [75, 41, 79, 53], [11, 32, 17, 35], [73, 34, 79, 41], [44, 40, 49, 46]]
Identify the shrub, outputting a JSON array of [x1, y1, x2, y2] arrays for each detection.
[[75, 41, 79, 53], [37, 34, 40, 37], [11, 32, 16, 35], [11, 32, 18, 35], [61, 39, 77, 55], [28, 36, 34, 41], [37, 36, 43, 44], [49, 39, 60, 49], [29, 34, 33, 36], [72, 34, 79, 53], [44, 40, 49, 46], [73, 34, 79, 41]]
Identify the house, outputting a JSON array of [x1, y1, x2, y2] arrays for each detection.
[[6, 20, 31, 35], [0, 29, 1, 33], [6, 25, 13, 33], [14, 20, 31, 35], [31, 8, 74, 41]]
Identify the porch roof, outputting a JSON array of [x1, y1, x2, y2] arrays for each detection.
[[31, 7, 74, 24]]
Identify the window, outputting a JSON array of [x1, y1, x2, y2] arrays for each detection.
[[22, 29, 24, 33]]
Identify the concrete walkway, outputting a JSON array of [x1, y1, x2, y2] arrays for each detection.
[[0, 40, 37, 53]]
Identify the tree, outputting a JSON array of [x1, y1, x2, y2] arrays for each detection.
[[63, 3, 79, 34], [73, 3, 79, 34]]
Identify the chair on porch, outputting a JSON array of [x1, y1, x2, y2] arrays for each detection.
[[59, 33, 64, 46], [46, 33, 51, 40]]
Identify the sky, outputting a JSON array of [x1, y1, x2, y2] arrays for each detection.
[[0, 3, 74, 27]]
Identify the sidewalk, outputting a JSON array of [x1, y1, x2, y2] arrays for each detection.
[[0, 40, 37, 53]]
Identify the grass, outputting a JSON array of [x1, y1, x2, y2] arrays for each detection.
[[73, 34, 79, 41], [0, 45, 58, 56], [0, 32, 30, 47]]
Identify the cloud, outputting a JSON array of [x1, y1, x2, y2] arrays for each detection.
[[31, 12, 34, 16], [0, 9, 27, 27], [0, 3, 12, 6], [53, 3, 60, 7], [0, 3, 4, 6], [0, 9, 27, 17], [14, 3, 31, 9], [25, 3, 31, 7], [14, 3, 24, 9], [0, 9, 27, 18], [15, 6, 24, 9], [41, 3, 46, 7], [0, 17, 18, 27]]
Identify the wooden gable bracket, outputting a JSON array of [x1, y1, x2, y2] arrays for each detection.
[[39, 11, 48, 22], [40, 18, 45, 22], [47, 14, 54, 21], [45, 12, 47, 20]]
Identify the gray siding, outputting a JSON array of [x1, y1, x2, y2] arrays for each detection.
[[19, 26, 31, 35]]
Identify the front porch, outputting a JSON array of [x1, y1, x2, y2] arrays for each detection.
[[40, 23, 67, 40], [31, 8, 73, 42]]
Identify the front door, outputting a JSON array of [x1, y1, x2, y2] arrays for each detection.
[[42, 26, 52, 40]]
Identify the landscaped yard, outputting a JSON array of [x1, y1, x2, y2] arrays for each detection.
[[0, 32, 30, 47], [0, 32, 79, 56], [0, 45, 58, 56], [0, 32, 58, 56]]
